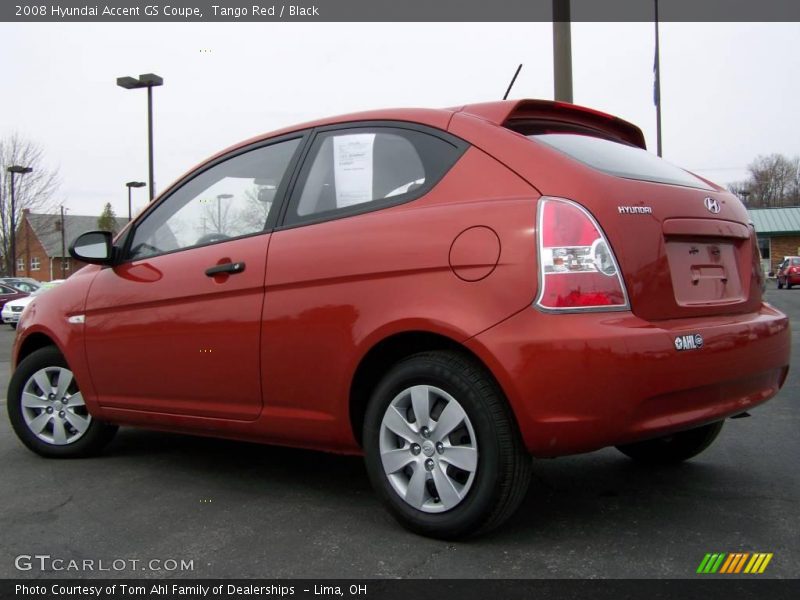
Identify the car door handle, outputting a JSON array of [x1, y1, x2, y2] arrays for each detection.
[[205, 262, 246, 277]]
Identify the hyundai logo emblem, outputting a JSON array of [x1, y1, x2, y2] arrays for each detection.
[[704, 197, 721, 214]]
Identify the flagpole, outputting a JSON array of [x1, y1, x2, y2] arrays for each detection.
[[654, 0, 663, 157]]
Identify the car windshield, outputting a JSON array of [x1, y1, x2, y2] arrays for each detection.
[[531, 133, 713, 190]]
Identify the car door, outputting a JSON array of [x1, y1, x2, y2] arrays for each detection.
[[0, 284, 23, 310], [260, 124, 468, 427], [83, 135, 304, 420]]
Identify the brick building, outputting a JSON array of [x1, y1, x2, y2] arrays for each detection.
[[748, 207, 800, 276], [14, 211, 129, 282]]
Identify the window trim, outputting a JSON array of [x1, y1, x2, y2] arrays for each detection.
[[117, 131, 311, 264], [30, 257, 41, 271], [276, 121, 469, 231]]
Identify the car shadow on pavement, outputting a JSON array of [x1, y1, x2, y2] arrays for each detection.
[[101, 427, 761, 542]]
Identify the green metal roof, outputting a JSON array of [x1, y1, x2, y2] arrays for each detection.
[[748, 207, 800, 236]]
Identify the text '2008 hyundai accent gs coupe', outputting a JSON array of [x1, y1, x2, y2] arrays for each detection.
[[7, 99, 790, 539]]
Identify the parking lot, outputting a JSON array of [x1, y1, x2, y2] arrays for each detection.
[[0, 288, 797, 580]]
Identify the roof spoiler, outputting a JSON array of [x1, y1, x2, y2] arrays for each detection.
[[457, 99, 647, 150]]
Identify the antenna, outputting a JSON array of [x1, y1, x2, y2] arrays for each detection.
[[503, 64, 523, 100]]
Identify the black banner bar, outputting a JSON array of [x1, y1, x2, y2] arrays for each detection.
[[4, 0, 800, 23], [2, 580, 800, 600]]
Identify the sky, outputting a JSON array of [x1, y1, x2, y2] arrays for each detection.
[[2, 21, 799, 218]]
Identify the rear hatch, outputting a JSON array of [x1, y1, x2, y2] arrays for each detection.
[[455, 100, 763, 320]]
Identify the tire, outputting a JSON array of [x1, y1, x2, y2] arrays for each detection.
[[615, 421, 724, 465], [363, 351, 531, 540], [777, 279, 784, 289], [7, 346, 118, 458]]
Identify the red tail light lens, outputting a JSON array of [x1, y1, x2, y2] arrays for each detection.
[[536, 197, 629, 311]]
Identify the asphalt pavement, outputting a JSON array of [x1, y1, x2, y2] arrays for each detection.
[[0, 288, 797, 579]]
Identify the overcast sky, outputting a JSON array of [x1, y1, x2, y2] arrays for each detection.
[[2, 22, 799, 218]]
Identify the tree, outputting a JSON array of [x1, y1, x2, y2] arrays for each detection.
[[238, 184, 275, 233], [728, 154, 800, 208], [199, 195, 242, 238], [0, 134, 60, 274], [97, 202, 118, 234]]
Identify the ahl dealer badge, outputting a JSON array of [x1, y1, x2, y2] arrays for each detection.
[[675, 334, 704, 351]]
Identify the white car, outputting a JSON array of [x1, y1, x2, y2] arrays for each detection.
[[2, 280, 64, 328]]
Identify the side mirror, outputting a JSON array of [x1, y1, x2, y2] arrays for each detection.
[[69, 231, 115, 265]]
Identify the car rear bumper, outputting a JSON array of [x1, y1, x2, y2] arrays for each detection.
[[465, 303, 791, 456]]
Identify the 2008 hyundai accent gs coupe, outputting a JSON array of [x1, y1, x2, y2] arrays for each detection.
[[7, 99, 791, 539]]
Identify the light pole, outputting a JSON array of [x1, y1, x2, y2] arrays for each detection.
[[117, 73, 164, 201], [216, 194, 233, 234], [7, 165, 33, 277], [552, 0, 573, 103], [654, 0, 663, 156], [126, 181, 146, 220], [60, 205, 69, 279]]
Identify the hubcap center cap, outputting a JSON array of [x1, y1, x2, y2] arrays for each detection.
[[421, 440, 435, 457]]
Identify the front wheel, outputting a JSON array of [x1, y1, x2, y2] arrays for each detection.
[[615, 421, 724, 465], [7, 346, 118, 458], [363, 351, 531, 539]]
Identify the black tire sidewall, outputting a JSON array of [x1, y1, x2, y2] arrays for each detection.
[[7, 346, 116, 458], [363, 354, 508, 538]]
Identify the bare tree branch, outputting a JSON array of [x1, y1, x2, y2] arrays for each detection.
[[741, 154, 800, 208], [0, 133, 60, 274]]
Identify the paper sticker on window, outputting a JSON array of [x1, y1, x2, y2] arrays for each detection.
[[333, 133, 375, 208]]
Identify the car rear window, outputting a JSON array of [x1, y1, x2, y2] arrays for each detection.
[[792, 258, 800, 266], [530, 133, 713, 190]]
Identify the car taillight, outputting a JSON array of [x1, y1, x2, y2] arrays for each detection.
[[536, 197, 629, 311]]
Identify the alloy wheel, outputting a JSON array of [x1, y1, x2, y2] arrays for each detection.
[[20, 366, 91, 445], [378, 385, 478, 513]]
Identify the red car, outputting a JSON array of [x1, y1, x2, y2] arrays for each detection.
[[7, 100, 791, 539], [776, 256, 800, 289]]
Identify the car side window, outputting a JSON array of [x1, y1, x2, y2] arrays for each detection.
[[285, 126, 464, 225], [128, 137, 301, 260]]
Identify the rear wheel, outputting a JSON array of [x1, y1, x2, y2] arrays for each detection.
[[7, 346, 118, 458], [363, 351, 531, 539], [616, 421, 724, 465]]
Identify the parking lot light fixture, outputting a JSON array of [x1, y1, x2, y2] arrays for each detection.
[[7, 165, 33, 277], [117, 73, 164, 201]]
